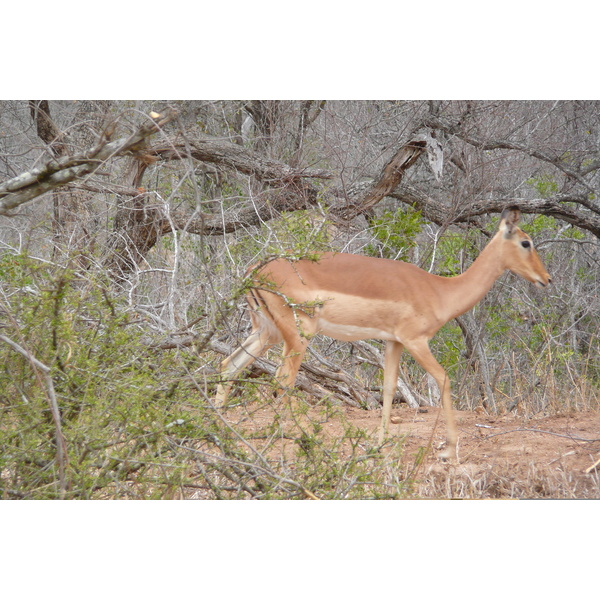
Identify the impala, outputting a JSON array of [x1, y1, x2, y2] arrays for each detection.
[[216, 206, 551, 459]]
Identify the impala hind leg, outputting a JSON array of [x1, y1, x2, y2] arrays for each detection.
[[378, 340, 403, 444], [271, 314, 315, 414], [403, 338, 458, 461], [215, 317, 282, 406], [270, 340, 311, 427], [274, 340, 308, 392]]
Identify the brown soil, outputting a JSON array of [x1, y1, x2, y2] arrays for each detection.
[[349, 405, 599, 467], [224, 402, 600, 498]]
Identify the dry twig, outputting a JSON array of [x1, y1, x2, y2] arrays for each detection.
[[0, 334, 69, 497]]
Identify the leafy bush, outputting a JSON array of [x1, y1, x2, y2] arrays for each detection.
[[366, 206, 424, 261], [527, 174, 559, 198], [0, 254, 193, 498]]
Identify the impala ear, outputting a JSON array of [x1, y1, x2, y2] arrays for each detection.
[[499, 205, 521, 236]]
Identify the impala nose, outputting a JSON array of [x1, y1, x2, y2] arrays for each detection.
[[536, 275, 551, 288]]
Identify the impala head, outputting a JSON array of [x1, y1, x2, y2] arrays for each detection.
[[497, 206, 551, 288]]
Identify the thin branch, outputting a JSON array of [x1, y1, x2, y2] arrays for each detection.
[[481, 427, 600, 443], [424, 112, 599, 199], [0, 333, 69, 497]]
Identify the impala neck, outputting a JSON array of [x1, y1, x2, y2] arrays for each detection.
[[442, 235, 506, 320]]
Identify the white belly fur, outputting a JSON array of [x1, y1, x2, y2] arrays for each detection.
[[317, 318, 399, 342]]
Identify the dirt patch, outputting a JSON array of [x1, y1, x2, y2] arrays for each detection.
[[221, 401, 600, 498], [355, 405, 600, 498], [350, 405, 599, 467]]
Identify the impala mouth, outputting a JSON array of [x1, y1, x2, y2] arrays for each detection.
[[535, 277, 552, 288]]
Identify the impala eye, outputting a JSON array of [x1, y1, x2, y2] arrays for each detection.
[[521, 240, 531, 249]]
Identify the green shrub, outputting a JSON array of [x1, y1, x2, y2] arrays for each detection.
[[366, 206, 424, 261], [0, 254, 192, 498]]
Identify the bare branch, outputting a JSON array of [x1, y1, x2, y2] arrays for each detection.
[[0, 110, 176, 215], [387, 186, 600, 238], [424, 112, 600, 213], [149, 135, 332, 184], [330, 131, 441, 221]]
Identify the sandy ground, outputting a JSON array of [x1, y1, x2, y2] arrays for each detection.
[[221, 401, 600, 498]]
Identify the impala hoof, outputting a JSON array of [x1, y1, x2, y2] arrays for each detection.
[[438, 443, 458, 463]]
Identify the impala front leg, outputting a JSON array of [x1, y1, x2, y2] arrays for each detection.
[[437, 374, 458, 461], [378, 341, 403, 444], [403, 338, 458, 462]]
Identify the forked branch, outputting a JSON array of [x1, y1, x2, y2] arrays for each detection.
[[331, 131, 443, 221], [0, 110, 176, 215]]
